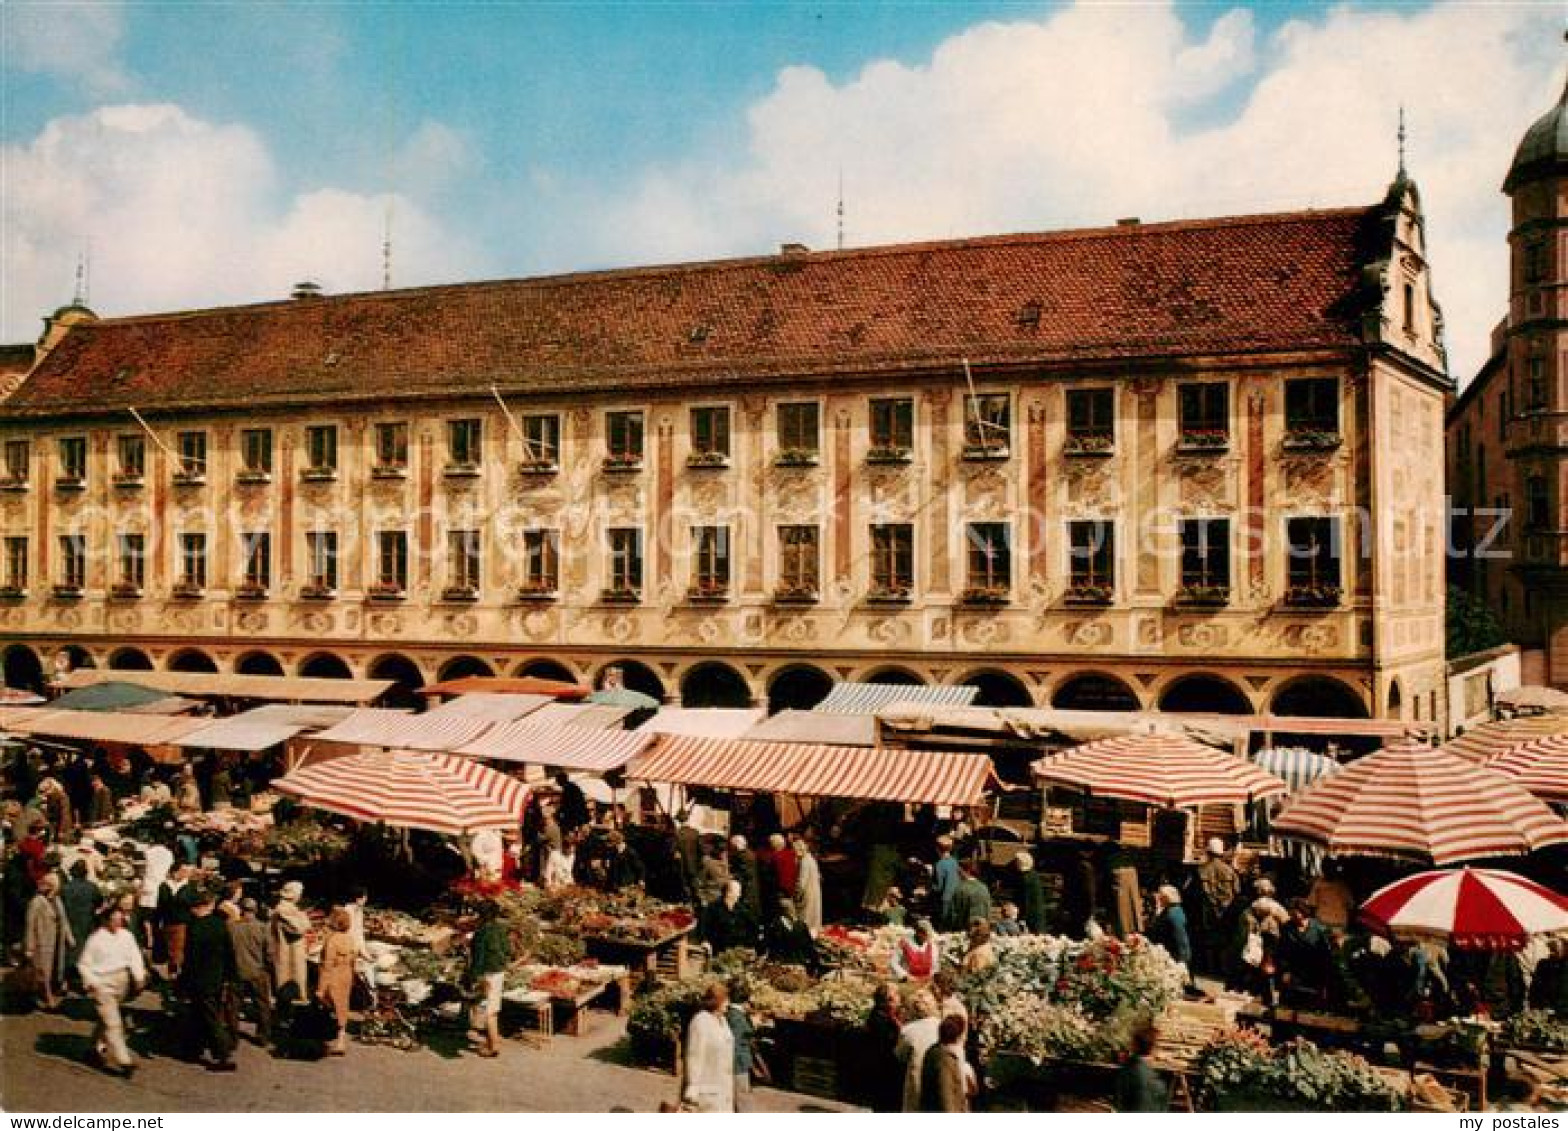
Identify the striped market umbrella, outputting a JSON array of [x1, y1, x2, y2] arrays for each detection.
[[272, 749, 529, 836], [1032, 733, 1287, 809], [1359, 868, 1568, 951], [1253, 747, 1341, 794], [1494, 686, 1568, 714], [1486, 733, 1568, 806], [1273, 740, 1568, 866], [1443, 711, 1568, 764]]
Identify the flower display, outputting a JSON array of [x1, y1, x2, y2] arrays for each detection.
[[1192, 1031, 1402, 1112]]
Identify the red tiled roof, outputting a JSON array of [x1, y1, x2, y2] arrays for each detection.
[[0, 344, 34, 403], [1, 207, 1384, 417]]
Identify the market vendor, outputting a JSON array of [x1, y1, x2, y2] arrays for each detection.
[[605, 832, 645, 890], [701, 880, 755, 955], [1530, 937, 1567, 1016], [763, 896, 820, 974], [890, 919, 940, 981]]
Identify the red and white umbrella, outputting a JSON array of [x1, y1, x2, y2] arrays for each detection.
[[1443, 711, 1568, 764], [1359, 868, 1568, 951], [1486, 733, 1568, 806], [1273, 740, 1568, 866], [273, 749, 529, 836], [1032, 733, 1287, 808]]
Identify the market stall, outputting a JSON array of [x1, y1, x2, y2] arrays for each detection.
[[307, 694, 552, 752], [1445, 712, 1568, 765], [53, 668, 394, 706], [1486, 733, 1568, 806], [271, 748, 530, 835]]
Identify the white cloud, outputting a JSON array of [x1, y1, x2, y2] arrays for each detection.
[[5, 2, 131, 96], [564, 1, 1559, 382], [0, 104, 491, 338]]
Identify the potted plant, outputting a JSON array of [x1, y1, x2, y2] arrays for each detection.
[[1177, 428, 1230, 452], [602, 453, 642, 472], [774, 448, 820, 468], [773, 582, 819, 604], [866, 445, 913, 464], [959, 585, 1010, 606], [601, 586, 641, 603], [1064, 432, 1115, 456], [441, 584, 480, 602], [686, 450, 729, 469], [1283, 428, 1342, 452], [366, 581, 405, 601], [1064, 582, 1114, 605], [1283, 583, 1342, 608], [1175, 582, 1230, 607]]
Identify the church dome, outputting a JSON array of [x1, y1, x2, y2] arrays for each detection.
[[1505, 76, 1568, 193]]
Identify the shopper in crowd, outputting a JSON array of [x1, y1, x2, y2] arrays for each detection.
[[605, 832, 645, 891], [875, 885, 908, 929], [675, 820, 704, 904], [1306, 859, 1355, 931], [77, 904, 146, 1077], [179, 887, 237, 1071], [85, 774, 116, 827], [682, 982, 736, 1113], [1530, 937, 1568, 1016], [39, 778, 76, 844], [896, 991, 942, 1112], [726, 979, 762, 1113], [792, 834, 822, 935], [316, 906, 356, 1057], [1194, 839, 1239, 976], [1278, 899, 1333, 1008], [932, 968, 967, 1024], [1149, 885, 1192, 971], [918, 1012, 973, 1113], [863, 981, 905, 1112], [891, 918, 941, 981], [695, 836, 730, 908], [961, 919, 997, 974], [174, 766, 203, 815], [270, 881, 310, 1002], [1239, 878, 1289, 1005], [1108, 847, 1144, 939], [931, 836, 960, 929], [542, 830, 578, 890], [136, 837, 174, 957], [994, 901, 1025, 938], [60, 859, 101, 982], [765, 833, 798, 915], [554, 771, 590, 835], [465, 899, 511, 1059], [1114, 1022, 1168, 1113], [702, 880, 755, 956], [949, 862, 991, 934], [1012, 852, 1048, 934], [763, 897, 820, 974], [25, 871, 74, 1010], [727, 835, 761, 921], [227, 897, 274, 1046]]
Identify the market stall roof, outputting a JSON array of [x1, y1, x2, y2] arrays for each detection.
[[418, 675, 590, 700], [1033, 733, 1287, 808], [637, 707, 765, 740], [628, 735, 994, 806], [55, 668, 394, 705], [272, 748, 530, 835], [742, 710, 877, 747], [1443, 712, 1568, 764], [1494, 685, 1568, 713], [171, 704, 359, 752], [1484, 733, 1568, 805], [0, 708, 212, 746], [1272, 740, 1568, 865], [1358, 867, 1568, 951], [455, 720, 655, 771], [523, 702, 633, 730], [309, 696, 548, 752], [1252, 747, 1342, 793], [813, 682, 978, 715], [48, 680, 197, 715]]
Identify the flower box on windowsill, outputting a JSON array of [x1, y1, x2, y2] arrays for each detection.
[[0, 477, 27, 493], [299, 583, 336, 601], [109, 583, 143, 600], [516, 584, 559, 603], [866, 446, 913, 465], [0, 585, 24, 600], [112, 472, 145, 489], [958, 586, 1011, 607], [235, 469, 272, 485], [1282, 429, 1342, 453], [300, 467, 338, 483], [1064, 433, 1116, 457], [865, 585, 913, 605], [440, 586, 480, 603], [171, 471, 205, 487], [366, 584, 406, 602], [171, 581, 204, 600], [961, 445, 1011, 462], [602, 454, 643, 473], [773, 585, 820, 605], [370, 465, 407, 481], [687, 584, 730, 603], [54, 475, 86, 492], [1282, 584, 1342, 609], [1174, 583, 1230, 608], [774, 449, 820, 468], [686, 451, 730, 470], [1063, 583, 1114, 606], [444, 463, 481, 479], [600, 587, 641, 604], [1176, 430, 1230, 453], [519, 459, 559, 477], [234, 583, 268, 601], [51, 584, 84, 600]]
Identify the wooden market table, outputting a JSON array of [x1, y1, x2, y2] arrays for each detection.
[[582, 926, 697, 982]]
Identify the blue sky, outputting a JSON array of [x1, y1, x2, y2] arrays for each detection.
[[2, 2, 1562, 379]]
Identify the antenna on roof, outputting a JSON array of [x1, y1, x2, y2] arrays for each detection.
[[72, 248, 86, 306], [836, 167, 845, 251], [1397, 105, 1407, 177], [382, 198, 394, 291]]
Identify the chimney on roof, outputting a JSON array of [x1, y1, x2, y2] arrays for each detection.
[[290, 280, 324, 300], [779, 242, 810, 258], [1116, 217, 1141, 227]]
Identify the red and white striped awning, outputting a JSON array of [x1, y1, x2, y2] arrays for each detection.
[[456, 721, 654, 772], [1359, 868, 1568, 951], [272, 749, 529, 835], [1443, 712, 1568, 764], [310, 695, 550, 752], [1486, 733, 1568, 805], [1273, 740, 1568, 865], [628, 736, 993, 807], [1032, 733, 1287, 808]]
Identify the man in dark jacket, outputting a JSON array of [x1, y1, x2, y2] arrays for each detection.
[[949, 864, 992, 934], [1013, 852, 1048, 934], [60, 859, 101, 983], [702, 881, 755, 955], [763, 898, 820, 974], [227, 897, 273, 1044], [1530, 938, 1567, 1017], [178, 888, 237, 1070], [728, 835, 762, 921], [605, 833, 645, 891], [919, 1013, 971, 1112]]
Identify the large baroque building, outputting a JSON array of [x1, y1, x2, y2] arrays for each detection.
[[1, 177, 1449, 721], [1449, 76, 1567, 681]]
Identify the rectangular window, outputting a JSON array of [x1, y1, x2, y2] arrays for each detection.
[[241, 428, 273, 476], [373, 422, 409, 471], [176, 431, 206, 480], [606, 411, 644, 465], [58, 436, 87, 482], [178, 533, 207, 590], [375, 531, 408, 592], [690, 406, 731, 460], [58, 533, 86, 590], [1527, 476, 1550, 530], [870, 523, 914, 596], [963, 393, 1011, 455], [1178, 383, 1229, 444], [448, 418, 482, 469], [965, 522, 1011, 594], [1527, 358, 1548, 412], [1284, 378, 1340, 438], [522, 529, 560, 593], [1500, 392, 1509, 441], [691, 526, 731, 596], [1525, 241, 1547, 285], [116, 534, 145, 590], [1179, 518, 1231, 593], [1402, 282, 1416, 332], [304, 425, 338, 474], [1286, 517, 1342, 596], [115, 435, 145, 481], [776, 402, 820, 460], [1068, 520, 1115, 589], [777, 525, 820, 597], [608, 527, 643, 596], [522, 414, 560, 467], [3, 536, 26, 591], [869, 397, 914, 454], [447, 529, 481, 593], [1067, 389, 1115, 439], [241, 532, 271, 590], [306, 532, 338, 592], [2, 440, 29, 486]]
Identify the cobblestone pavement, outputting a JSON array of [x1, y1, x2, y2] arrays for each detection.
[[0, 991, 854, 1113]]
